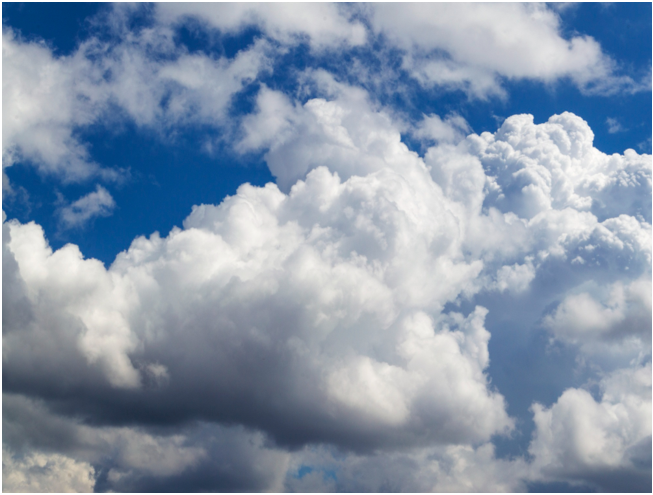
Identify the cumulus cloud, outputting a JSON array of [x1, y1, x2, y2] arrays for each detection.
[[285, 442, 528, 492], [369, 3, 645, 98], [2, 29, 114, 184], [2, 393, 289, 493], [2, 16, 271, 187], [3, 160, 512, 448], [529, 363, 652, 492], [467, 112, 651, 222], [411, 113, 472, 145], [4, 2, 646, 198], [238, 71, 423, 191], [156, 3, 645, 99], [545, 276, 651, 348], [3, 68, 651, 490]]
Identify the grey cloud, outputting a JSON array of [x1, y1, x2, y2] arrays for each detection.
[[529, 364, 652, 492], [2, 393, 289, 493]]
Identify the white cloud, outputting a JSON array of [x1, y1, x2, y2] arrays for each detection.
[[411, 113, 472, 145], [156, 3, 366, 49], [545, 276, 652, 346], [2, 29, 114, 184], [529, 363, 652, 492], [2, 19, 271, 187], [467, 112, 651, 222], [369, 3, 643, 98], [3, 155, 511, 447], [494, 257, 537, 293], [3, 70, 651, 491], [156, 3, 646, 99], [542, 276, 652, 372], [285, 441, 528, 492], [238, 72, 423, 191], [58, 185, 116, 229], [4, 2, 646, 197], [2, 447, 96, 493]]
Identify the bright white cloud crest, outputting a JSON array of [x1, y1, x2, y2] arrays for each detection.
[[2, 3, 651, 493]]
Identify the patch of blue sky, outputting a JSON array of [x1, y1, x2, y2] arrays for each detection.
[[294, 464, 337, 482], [1, 1, 104, 55]]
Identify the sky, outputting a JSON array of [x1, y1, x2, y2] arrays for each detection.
[[1, 2, 651, 493]]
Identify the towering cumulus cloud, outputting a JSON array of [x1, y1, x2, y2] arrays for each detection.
[[2, 3, 651, 493]]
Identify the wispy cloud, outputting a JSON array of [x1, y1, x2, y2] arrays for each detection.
[[57, 185, 116, 229], [606, 116, 626, 133]]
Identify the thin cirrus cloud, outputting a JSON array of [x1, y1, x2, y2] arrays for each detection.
[[2, 3, 651, 493]]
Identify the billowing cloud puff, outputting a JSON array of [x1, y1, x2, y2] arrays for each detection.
[[4, 1, 646, 193], [3, 155, 512, 449], [4, 82, 651, 490], [240, 79, 652, 298], [529, 363, 652, 492], [2, 29, 111, 184], [238, 73, 410, 191], [3, 21, 651, 485], [470, 113, 652, 222], [545, 276, 651, 350]]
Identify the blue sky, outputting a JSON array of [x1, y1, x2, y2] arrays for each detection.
[[2, 3, 651, 493]]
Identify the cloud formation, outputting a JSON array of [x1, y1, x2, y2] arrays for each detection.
[[530, 363, 652, 492], [2, 17, 271, 188], [157, 2, 366, 49], [159, 3, 644, 98], [58, 185, 116, 229], [4, 2, 647, 192], [369, 3, 645, 97], [2, 4, 651, 492], [4, 81, 651, 489], [2, 447, 96, 493], [2, 29, 111, 185]]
